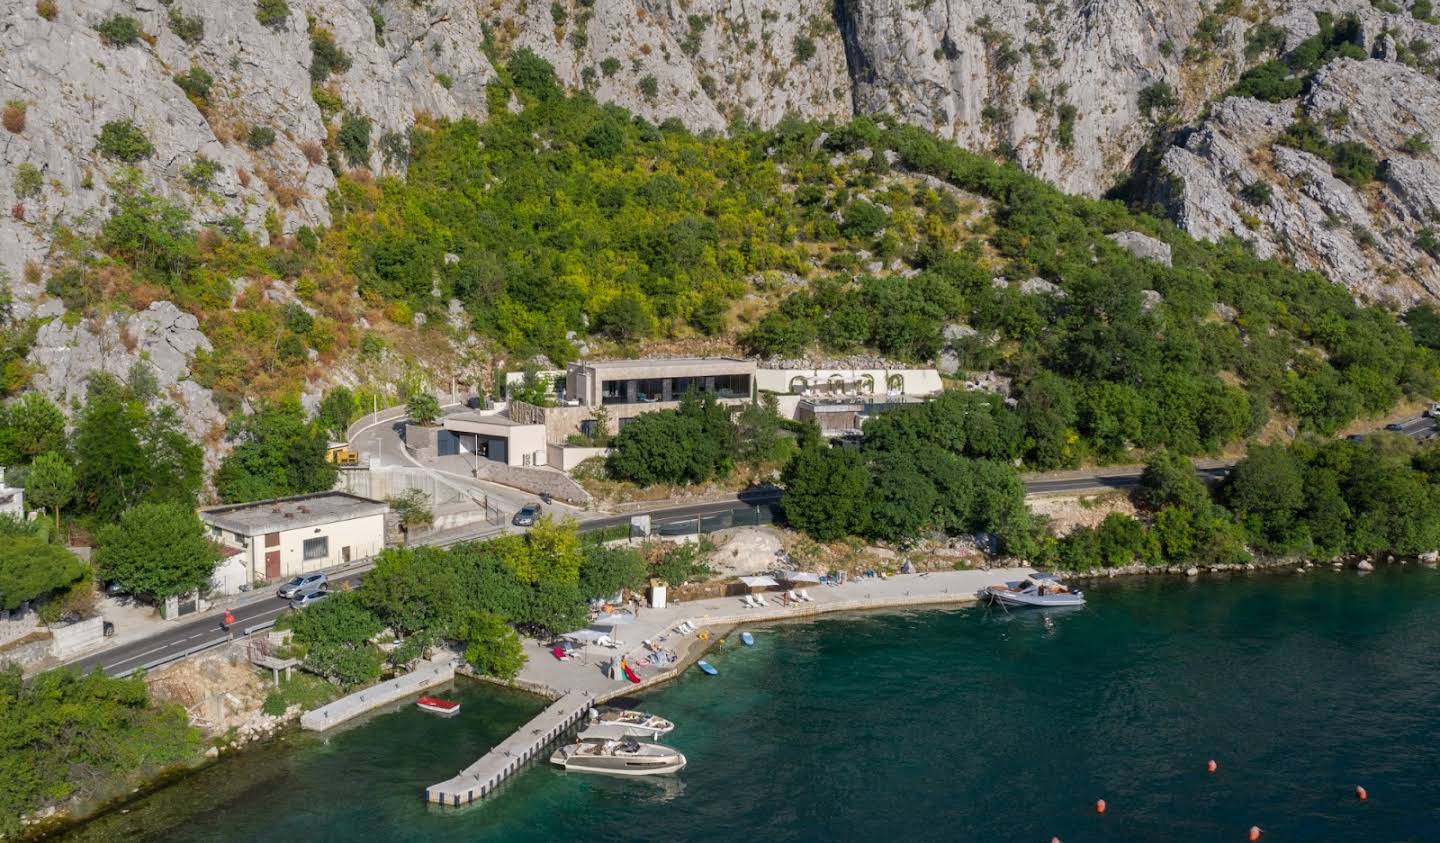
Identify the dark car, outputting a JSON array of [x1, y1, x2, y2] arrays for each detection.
[[1385, 422, 1406, 432], [1346, 434, 1366, 442], [512, 503, 543, 527]]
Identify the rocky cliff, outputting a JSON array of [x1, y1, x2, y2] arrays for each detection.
[[3, 0, 1438, 427]]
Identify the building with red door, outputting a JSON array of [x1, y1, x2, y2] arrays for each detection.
[[200, 492, 388, 587]]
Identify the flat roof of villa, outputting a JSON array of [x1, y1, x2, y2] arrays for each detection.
[[574, 357, 753, 369], [446, 411, 526, 427], [200, 492, 387, 535]]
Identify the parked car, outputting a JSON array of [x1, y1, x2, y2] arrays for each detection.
[[1427, 403, 1440, 418], [1385, 422, 1406, 432], [1346, 434, 1366, 442], [289, 590, 330, 610], [104, 580, 126, 597], [278, 572, 328, 599], [512, 503, 543, 527]]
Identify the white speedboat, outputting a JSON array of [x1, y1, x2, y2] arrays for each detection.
[[588, 707, 675, 738], [550, 736, 687, 776], [980, 573, 1085, 608]]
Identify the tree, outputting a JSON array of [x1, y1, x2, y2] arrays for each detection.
[[316, 386, 357, 439], [94, 503, 220, 600], [734, 394, 783, 465], [578, 544, 647, 600], [0, 535, 84, 611], [1223, 444, 1306, 550], [25, 451, 74, 529], [1018, 372, 1079, 469], [0, 392, 65, 465], [864, 452, 937, 545], [1134, 449, 1210, 512], [406, 392, 441, 426], [387, 488, 433, 543], [72, 374, 203, 521], [458, 610, 526, 680], [358, 546, 460, 635], [780, 445, 870, 541], [606, 392, 734, 486], [215, 400, 337, 503], [284, 591, 385, 685]]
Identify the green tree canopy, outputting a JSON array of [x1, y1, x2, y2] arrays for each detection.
[[25, 451, 74, 529], [94, 503, 220, 599], [215, 399, 337, 503], [780, 444, 870, 541], [0, 392, 66, 465], [578, 543, 648, 600], [458, 610, 526, 680], [0, 534, 84, 611], [405, 392, 441, 426]]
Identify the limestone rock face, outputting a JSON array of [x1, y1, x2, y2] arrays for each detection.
[[27, 301, 224, 446], [1160, 59, 1440, 305], [1107, 232, 1173, 267]]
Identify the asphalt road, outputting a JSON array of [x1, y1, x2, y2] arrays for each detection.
[[70, 414, 1437, 676]]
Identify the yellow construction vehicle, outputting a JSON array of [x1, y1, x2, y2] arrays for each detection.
[[326, 443, 360, 467]]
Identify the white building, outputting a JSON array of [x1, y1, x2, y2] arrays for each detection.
[[199, 492, 388, 588]]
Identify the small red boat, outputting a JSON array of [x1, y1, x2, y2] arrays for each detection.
[[416, 696, 461, 715]]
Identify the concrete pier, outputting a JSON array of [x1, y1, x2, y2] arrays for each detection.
[[425, 689, 592, 806], [301, 660, 455, 731]]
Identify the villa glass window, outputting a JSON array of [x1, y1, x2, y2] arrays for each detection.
[[601, 380, 626, 405], [636, 378, 664, 402], [714, 374, 751, 397]]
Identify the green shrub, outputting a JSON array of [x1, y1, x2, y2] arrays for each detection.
[[600, 56, 621, 76], [1056, 102, 1077, 149], [309, 28, 351, 82], [96, 120, 155, 162], [434, 72, 453, 90], [337, 112, 371, 167], [247, 125, 277, 149], [96, 15, 143, 46], [183, 156, 222, 190], [638, 74, 659, 99], [508, 48, 559, 100], [1329, 140, 1379, 187], [794, 34, 816, 62], [1229, 61, 1304, 102], [1138, 82, 1177, 122], [13, 162, 42, 199], [841, 200, 888, 238], [311, 86, 343, 122], [369, 4, 385, 44], [168, 10, 204, 44], [1413, 0, 1435, 21], [1239, 180, 1273, 206], [1402, 133, 1432, 155], [173, 66, 214, 103], [255, 0, 290, 28]]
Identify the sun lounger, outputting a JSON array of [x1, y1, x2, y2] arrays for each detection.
[[754, 594, 768, 607], [741, 594, 756, 608], [798, 589, 813, 602]]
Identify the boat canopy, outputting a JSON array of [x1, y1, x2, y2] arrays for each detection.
[[738, 575, 780, 587], [577, 723, 647, 740]]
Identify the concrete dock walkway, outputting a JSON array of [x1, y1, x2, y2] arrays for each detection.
[[425, 689, 593, 806], [301, 660, 455, 731]]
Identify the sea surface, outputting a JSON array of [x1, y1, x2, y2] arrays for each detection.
[[59, 567, 1440, 842]]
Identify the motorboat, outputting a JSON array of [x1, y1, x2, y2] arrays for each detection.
[[740, 631, 755, 646], [697, 660, 718, 675], [980, 573, 1085, 608], [416, 696, 461, 715], [588, 707, 675, 738], [550, 735, 687, 776]]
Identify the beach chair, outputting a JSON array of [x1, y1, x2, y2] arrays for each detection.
[[754, 594, 768, 607], [741, 594, 756, 608], [798, 588, 813, 602]]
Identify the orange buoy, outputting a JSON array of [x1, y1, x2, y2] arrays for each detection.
[[1248, 826, 1262, 841], [1095, 799, 1107, 814], [1356, 785, 1368, 801], [1207, 759, 1218, 773]]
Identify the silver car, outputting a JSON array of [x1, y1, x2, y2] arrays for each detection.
[[289, 590, 329, 610], [277, 572, 328, 599]]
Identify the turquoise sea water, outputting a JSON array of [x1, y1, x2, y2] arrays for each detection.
[[60, 568, 1440, 842]]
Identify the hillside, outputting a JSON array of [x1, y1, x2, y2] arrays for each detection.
[[1, 0, 1438, 452]]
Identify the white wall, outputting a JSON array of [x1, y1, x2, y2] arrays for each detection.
[[239, 513, 388, 582], [756, 368, 944, 397]]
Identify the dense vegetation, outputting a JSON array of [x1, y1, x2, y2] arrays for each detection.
[[277, 519, 693, 684], [1044, 433, 1440, 572], [0, 664, 201, 836]]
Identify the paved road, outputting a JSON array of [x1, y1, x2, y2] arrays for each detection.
[[71, 414, 1436, 676]]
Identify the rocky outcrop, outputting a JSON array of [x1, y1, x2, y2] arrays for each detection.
[[27, 301, 224, 444], [1160, 59, 1440, 304], [1107, 231, 1173, 267]]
